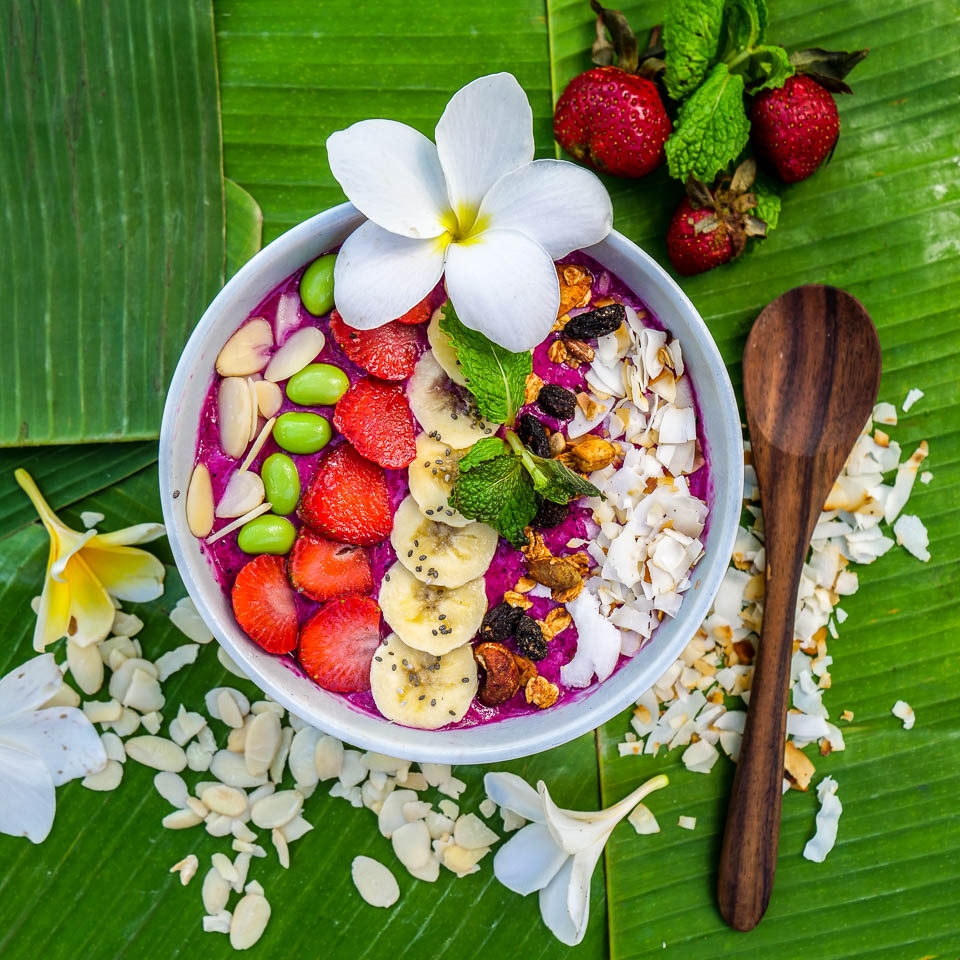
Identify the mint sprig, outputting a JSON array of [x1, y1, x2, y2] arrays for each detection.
[[662, 0, 726, 100], [438, 302, 531, 427], [450, 430, 602, 546]]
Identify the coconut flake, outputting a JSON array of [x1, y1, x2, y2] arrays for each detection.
[[803, 776, 842, 862], [893, 514, 930, 562], [892, 699, 916, 730], [901, 388, 924, 412]]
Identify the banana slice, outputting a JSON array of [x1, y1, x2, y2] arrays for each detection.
[[370, 632, 478, 729], [391, 496, 498, 588], [427, 307, 468, 386], [406, 351, 501, 448], [408, 433, 472, 528], [379, 561, 487, 656]]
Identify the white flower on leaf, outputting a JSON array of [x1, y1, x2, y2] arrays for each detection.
[[0, 654, 106, 843], [327, 73, 613, 352], [15, 469, 166, 652], [485, 770, 669, 945]]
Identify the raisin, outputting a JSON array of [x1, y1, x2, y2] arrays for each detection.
[[479, 602, 523, 643], [563, 303, 626, 340], [536, 383, 577, 421], [515, 616, 548, 661], [517, 413, 551, 457], [532, 498, 568, 530]]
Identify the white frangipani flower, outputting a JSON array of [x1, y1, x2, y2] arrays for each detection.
[[327, 73, 613, 351], [0, 654, 106, 843], [485, 770, 669, 945]]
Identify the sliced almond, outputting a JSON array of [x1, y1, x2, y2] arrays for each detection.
[[229, 893, 271, 950], [202, 784, 248, 818], [205, 502, 272, 545], [263, 326, 325, 382], [239, 417, 276, 474], [186, 463, 215, 537], [125, 735, 187, 772], [255, 379, 283, 418], [216, 318, 273, 376], [215, 470, 265, 519], [218, 376, 254, 459], [244, 711, 282, 778], [246, 377, 260, 441], [250, 790, 303, 829]]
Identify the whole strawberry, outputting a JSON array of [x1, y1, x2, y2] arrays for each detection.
[[666, 161, 772, 277], [666, 199, 734, 277], [554, 67, 671, 178], [749, 75, 839, 184], [554, 2, 671, 178]]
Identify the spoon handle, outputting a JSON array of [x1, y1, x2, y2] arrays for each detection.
[[717, 527, 808, 931]]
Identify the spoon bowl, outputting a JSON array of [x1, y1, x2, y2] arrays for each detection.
[[717, 284, 881, 931]]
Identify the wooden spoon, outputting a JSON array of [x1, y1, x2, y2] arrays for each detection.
[[717, 285, 881, 931]]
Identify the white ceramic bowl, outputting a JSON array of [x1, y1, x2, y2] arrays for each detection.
[[160, 202, 742, 765]]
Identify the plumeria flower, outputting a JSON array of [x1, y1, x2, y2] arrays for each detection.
[[15, 469, 166, 652], [0, 654, 106, 843], [327, 73, 613, 352], [485, 771, 669, 945]]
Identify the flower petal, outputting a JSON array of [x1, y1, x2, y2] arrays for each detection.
[[62, 554, 116, 647], [476, 160, 613, 259], [435, 74, 534, 229], [539, 774, 669, 855], [80, 544, 166, 604], [492, 823, 568, 895], [326, 119, 451, 239], [444, 229, 559, 352], [538, 856, 581, 946], [92, 523, 166, 546], [566, 840, 605, 941], [0, 654, 62, 718], [33, 563, 71, 652], [0, 743, 55, 843], [333, 221, 447, 330], [483, 771, 545, 823], [0, 708, 106, 786]]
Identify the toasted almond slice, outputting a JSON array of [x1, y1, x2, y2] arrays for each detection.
[[216, 318, 273, 376], [205, 502, 272, 545], [255, 380, 283, 418], [246, 378, 260, 441], [186, 464, 215, 537], [263, 326, 325, 382], [218, 376, 254, 459], [216, 470, 265, 519], [239, 417, 276, 474]]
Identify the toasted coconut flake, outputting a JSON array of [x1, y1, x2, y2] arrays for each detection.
[[677, 815, 697, 831], [892, 699, 915, 730], [893, 514, 930, 562], [884, 441, 928, 524], [627, 803, 659, 835], [901, 388, 924, 412]]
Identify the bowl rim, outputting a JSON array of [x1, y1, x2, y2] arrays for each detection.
[[159, 201, 743, 764]]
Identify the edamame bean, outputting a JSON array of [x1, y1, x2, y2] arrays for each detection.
[[261, 453, 301, 515], [299, 254, 336, 316], [237, 515, 296, 555], [272, 412, 332, 454], [286, 363, 350, 406]]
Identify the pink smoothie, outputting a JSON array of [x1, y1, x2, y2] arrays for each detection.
[[194, 252, 713, 727]]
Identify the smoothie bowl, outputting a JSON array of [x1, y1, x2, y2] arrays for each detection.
[[159, 77, 742, 764]]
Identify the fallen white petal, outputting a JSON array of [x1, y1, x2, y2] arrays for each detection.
[[326, 119, 449, 239], [483, 771, 545, 823], [0, 707, 106, 785], [332, 220, 445, 330], [435, 73, 534, 226], [444, 228, 559, 352], [474, 159, 612, 259], [492, 822, 567, 894], [0, 743, 56, 843], [0, 654, 63, 718]]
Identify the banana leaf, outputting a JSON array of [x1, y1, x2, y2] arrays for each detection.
[[225, 179, 264, 278], [547, 0, 960, 955], [0, 0, 224, 446]]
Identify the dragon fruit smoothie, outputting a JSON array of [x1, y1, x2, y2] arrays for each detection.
[[192, 251, 712, 728]]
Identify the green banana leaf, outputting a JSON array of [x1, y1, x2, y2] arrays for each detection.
[[0, 0, 225, 446], [225, 179, 264, 278], [548, 0, 960, 956]]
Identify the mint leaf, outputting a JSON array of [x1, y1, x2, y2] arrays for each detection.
[[524, 452, 602, 505], [752, 173, 780, 232], [449, 455, 537, 547], [665, 63, 750, 184], [736, 43, 793, 91], [662, 0, 726, 100], [457, 437, 507, 473], [438, 302, 532, 426], [717, 0, 767, 60]]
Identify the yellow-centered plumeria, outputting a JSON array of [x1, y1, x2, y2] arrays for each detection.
[[14, 469, 166, 651]]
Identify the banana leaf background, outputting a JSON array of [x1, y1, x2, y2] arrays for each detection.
[[1, 0, 958, 957]]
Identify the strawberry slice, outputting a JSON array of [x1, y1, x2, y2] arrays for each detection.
[[329, 309, 420, 380], [299, 443, 392, 545], [299, 595, 381, 693], [232, 555, 299, 654], [333, 378, 417, 469], [394, 294, 433, 325], [287, 528, 373, 602]]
